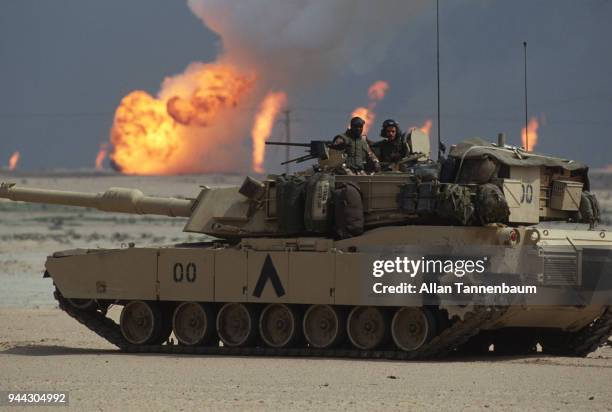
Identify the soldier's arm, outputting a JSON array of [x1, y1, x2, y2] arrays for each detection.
[[370, 140, 383, 160], [363, 137, 381, 171], [363, 138, 379, 162]]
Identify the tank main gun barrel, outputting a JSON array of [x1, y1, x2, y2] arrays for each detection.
[[0, 183, 194, 217]]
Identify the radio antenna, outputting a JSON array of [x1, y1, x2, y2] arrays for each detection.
[[523, 41, 529, 151], [436, 0, 442, 160]]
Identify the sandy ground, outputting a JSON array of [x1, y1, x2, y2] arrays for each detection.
[[1, 172, 612, 411], [1, 308, 611, 411]]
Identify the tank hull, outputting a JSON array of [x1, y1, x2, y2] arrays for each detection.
[[46, 225, 612, 357]]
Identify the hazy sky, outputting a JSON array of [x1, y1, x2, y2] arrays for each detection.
[[1, 0, 611, 172]]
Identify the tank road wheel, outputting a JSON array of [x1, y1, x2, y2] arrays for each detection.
[[303, 305, 344, 349], [216, 303, 258, 347], [120, 301, 166, 345], [259, 304, 300, 348], [172, 302, 216, 346], [391, 307, 436, 352], [347, 306, 388, 350], [66, 298, 98, 312]]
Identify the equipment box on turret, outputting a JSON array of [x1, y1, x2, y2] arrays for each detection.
[[550, 180, 583, 211]]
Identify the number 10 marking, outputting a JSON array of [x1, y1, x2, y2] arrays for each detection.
[[520, 183, 533, 204]]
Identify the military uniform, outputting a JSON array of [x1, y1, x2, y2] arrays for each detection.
[[332, 130, 379, 171], [372, 133, 409, 164]]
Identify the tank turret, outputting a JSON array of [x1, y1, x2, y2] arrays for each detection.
[[0, 136, 600, 240], [0, 181, 277, 238]]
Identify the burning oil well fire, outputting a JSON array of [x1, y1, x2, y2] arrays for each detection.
[[110, 63, 256, 175], [105, 1, 422, 175], [521, 116, 540, 152], [351, 80, 389, 135], [419, 119, 433, 136], [252, 92, 287, 174], [95, 143, 109, 170], [7, 151, 20, 171]]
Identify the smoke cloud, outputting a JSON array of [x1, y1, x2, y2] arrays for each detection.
[[187, 0, 426, 89], [110, 1, 428, 175], [4, 2, 611, 171]]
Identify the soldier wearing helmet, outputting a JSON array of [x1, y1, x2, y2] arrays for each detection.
[[331, 116, 380, 173], [372, 119, 410, 169]]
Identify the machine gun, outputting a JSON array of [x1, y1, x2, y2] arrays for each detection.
[[265, 140, 331, 165]]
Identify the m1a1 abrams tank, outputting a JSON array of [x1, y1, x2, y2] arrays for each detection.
[[1, 130, 610, 359]]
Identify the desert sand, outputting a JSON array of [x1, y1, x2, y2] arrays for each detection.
[[1, 172, 611, 411]]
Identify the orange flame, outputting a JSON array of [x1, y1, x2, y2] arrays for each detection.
[[368, 81, 389, 101], [165, 65, 253, 127], [95, 143, 108, 170], [420, 119, 433, 136], [252, 92, 287, 173], [521, 116, 539, 152], [350, 80, 389, 135], [110, 63, 255, 175], [350, 107, 375, 134], [8, 151, 20, 171], [110, 91, 179, 175]]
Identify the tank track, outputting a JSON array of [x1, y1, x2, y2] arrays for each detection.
[[553, 307, 612, 357], [53, 290, 511, 360]]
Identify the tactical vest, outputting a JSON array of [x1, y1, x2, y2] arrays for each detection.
[[339, 133, 370, 169]]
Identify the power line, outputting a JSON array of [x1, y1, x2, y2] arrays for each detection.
[[2, 109, 610, 127], [1, 93, 611, 126]]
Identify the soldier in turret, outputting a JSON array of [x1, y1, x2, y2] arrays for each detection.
[[331, 116, 380, 173], [372, 119, 410, 171]]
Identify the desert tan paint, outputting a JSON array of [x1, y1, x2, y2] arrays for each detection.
[[0, 157, 608, 335], [47, 248, 159, 300], [506, 166, 540, 224], [43, 225, 612, 332], [0, 160, 580, 240]]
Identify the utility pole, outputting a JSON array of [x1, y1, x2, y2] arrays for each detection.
[[284, 109, 291, 174]]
